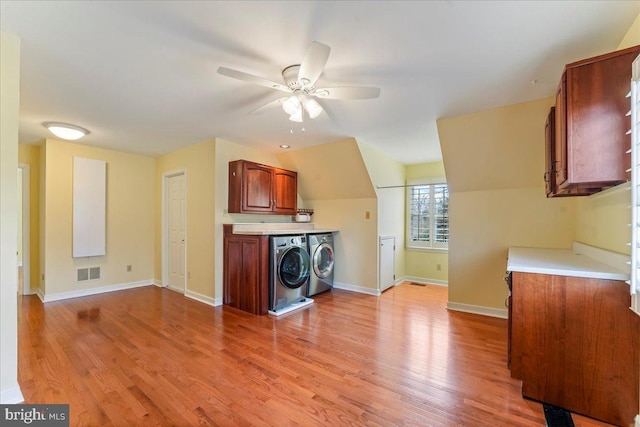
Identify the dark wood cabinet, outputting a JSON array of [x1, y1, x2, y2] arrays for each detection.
[[223, 224, 269, 315], [546, 45, 640, 197], [228, 160, 297, 215], [544, 107, 555, 197], [509, 271, 639, 426]]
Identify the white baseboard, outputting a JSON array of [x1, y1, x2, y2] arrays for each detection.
[[400, 276, 448, 287], [0, 385, 24, 404], [40, 280, 154, 303], [446, 302, 508, 319], [333, 281, 380, 296], [153, 279, 164, 287], [36, 288, 45, 302], [185, 289, 221, 307], [635, 414, 640, 427]]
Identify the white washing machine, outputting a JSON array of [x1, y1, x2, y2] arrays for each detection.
[[270, 235, 310, 311], [307, 233, 335, 297]]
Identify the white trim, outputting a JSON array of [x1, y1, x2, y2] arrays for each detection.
[[18, 163, 30, 295], [153, 279, 164, 287], [634, 414, 640, 427], [0, 385, 24, 404], [36, 288, 45, 302], [40, 280, 153, 303], [446, 302, 508, 319], [400, 276, 448, 287], [184, 289, 221, 307], [162, 169, 187, 293], [333, 281, 381, 296]]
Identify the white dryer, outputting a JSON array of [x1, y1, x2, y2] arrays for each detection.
[[307, 233, 335, 297]]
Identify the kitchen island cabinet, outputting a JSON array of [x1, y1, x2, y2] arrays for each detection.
[[507, 245, 638, 426]]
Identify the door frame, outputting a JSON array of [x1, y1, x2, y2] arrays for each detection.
[[162, 169, 187, 293], [18, 164, 30, 295]]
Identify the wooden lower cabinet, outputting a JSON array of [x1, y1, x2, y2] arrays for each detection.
[[223, 224, 269, 315], [509, 272, 639, 426]]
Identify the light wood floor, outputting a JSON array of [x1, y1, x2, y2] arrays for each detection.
[[18, 283, 612, 426]]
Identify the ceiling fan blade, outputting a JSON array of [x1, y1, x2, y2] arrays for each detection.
[[249, 97, 289, 115], [298, 41, 330, 86], [217, 66, 290, 92], [313, 86, 381, 100]]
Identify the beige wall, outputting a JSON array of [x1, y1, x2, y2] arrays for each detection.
[[438, 97, 577, 310], [18, 143, 41, 291], [277, 138, 379, 291], [156, 139, 216, 299], [357, 140, 406, 284], [41, 139, 155, 297], [305, 198, 379, 290], [405, 161, 449, 283], [1, 30, 22, 402]]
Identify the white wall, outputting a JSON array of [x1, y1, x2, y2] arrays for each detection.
[[0, 30, 23, 403]]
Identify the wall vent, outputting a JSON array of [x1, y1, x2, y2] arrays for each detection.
[[77, 267, 101, 282], [77, 268, 89, 282]]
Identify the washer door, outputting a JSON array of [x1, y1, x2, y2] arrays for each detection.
[[313, 243, 334, 279], [278, 246, 310, 289]]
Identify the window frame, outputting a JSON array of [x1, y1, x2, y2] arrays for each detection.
[[405, 178, 449, 251]]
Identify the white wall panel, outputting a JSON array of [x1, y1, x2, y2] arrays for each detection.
[[73, 157, 106, 257]]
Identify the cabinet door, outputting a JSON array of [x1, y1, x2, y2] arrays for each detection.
[[223, 225, 269, 315], [273, 168, 297, 214], [544, 107, 556, 197], [242, 162, 274, 213], [555, 76, 568, 189], [565, 48, 636, 186]]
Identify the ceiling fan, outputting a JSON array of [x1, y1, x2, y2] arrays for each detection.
[[217, 41, 380, 123]]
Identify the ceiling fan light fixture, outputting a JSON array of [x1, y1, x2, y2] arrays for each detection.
[[289, 108, 303, 123], [43, 122, 89, 140], [304, 98, 323, 119], [282, 96, 300, 115]]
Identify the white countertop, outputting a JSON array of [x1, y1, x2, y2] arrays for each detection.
[[507, 242, 629, 281], [231, 223, 338, 236]]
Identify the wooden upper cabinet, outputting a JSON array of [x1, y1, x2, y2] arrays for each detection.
[[547, 45, 640, 197], [273, 168, 297, 214], [544, 106, 555, 197], [228, 160, 298, 215]]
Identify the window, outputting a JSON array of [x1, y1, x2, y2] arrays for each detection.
[[406, 179, 449, 250]]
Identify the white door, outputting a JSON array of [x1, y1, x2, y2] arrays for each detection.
[[379, 236, 395, 292], [168, 173, 186, 290]]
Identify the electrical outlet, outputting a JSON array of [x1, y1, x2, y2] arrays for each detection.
[[365, 211, 370, 219], [436, 264, 442, 271], [126, 265, 132, 272]]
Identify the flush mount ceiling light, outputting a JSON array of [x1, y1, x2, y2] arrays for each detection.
[[43, 122, 90, 140], [279, 144, 290, 149]]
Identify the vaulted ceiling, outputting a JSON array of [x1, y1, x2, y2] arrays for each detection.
[[2, 1, 639, 164]]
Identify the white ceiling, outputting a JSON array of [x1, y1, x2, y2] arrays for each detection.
[[2, 1, 639, 165]]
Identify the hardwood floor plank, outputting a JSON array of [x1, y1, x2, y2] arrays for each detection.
[[17, 283, 617, 426]]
